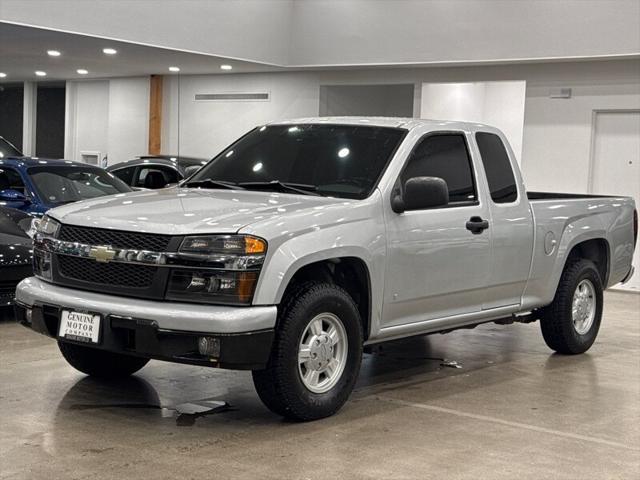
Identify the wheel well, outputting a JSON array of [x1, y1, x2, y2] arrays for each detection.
[[283, 257, 371, 340], [566, 238, 609, 285]]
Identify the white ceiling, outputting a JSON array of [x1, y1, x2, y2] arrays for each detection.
[[1, 0, 638, 71], [0, 23, 283, 82]]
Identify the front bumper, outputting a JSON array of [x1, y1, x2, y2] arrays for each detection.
[[15, 277, 277, 369]]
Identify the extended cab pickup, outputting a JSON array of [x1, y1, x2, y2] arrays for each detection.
[[16, 118, 637, 420]]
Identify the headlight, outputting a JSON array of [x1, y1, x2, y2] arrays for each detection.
[[179, 235, 266, 255], [167, 235, 267, 305], [37, 215, 60, 237]]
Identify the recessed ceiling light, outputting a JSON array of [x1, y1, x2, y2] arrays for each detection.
[[0, 72, 6, 78], [77, 69, 89, 75], [47, 50, 61, 57], [35, 71, 47, 77], [168, 66, 180, 72], [220, 64, 233, 70], [102, 48, 117, 55]]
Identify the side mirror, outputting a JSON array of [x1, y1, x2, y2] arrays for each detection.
[[0, 189, 29, 204], [391, 176, 449, 213]]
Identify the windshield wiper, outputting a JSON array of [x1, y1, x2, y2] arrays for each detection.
[[184, 179, 244, 190], [238, 181, 322, 196]]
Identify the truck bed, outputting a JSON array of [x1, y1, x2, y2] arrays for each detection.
[[522, 193, 635, 311]]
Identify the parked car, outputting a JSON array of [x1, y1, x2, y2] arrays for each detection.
[[0, 157, 132, 215], [0, 136, 24, 159], [0, 206, 33, 306], [16, 118, 637, 421], [107, 155, 207, 189]]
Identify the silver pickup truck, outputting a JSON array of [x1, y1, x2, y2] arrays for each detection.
[[16, 117, 637, 421]]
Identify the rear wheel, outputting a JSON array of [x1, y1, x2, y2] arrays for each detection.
[[58, 341, 149, 378], [540, 258, 603, 354], [252, 282, 363, 421]]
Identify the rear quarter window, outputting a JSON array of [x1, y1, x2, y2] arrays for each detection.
[[475, 132, 518, 204]]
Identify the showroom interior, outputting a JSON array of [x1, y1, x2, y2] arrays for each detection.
[[0, 0, 639, 478]]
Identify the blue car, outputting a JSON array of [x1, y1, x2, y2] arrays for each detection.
[[0, 137, 132, 215]]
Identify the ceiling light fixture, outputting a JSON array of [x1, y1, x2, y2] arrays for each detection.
[[35, 71, 47, 77], [102, 48, 117, 55], [47, 50, 61, 57], [77, 69, 89, 75], [220, 64, 233, 70], [0, 73, 7, 78], [168, 66, 180, 72]]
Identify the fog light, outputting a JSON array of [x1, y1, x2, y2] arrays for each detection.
[[198, 336, 220, 357]]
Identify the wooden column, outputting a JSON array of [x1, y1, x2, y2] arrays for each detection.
[[148, 75, 163, 155]]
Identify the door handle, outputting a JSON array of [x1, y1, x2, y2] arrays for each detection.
[[466, 216, 489, 234]]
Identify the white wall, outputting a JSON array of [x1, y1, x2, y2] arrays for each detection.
[[420, 81, 526, 163], [163, 73, 320, 159], [64, 80, 109, 162], [107, 78, 149, 164], [65, 77, 150, 165], [160, 59, 640, 194]]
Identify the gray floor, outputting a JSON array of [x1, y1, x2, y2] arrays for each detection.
[[1, 291, 638, 480]]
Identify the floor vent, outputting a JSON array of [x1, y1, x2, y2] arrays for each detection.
[[195, 92, 270, 101]]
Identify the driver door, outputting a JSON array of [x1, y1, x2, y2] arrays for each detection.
[[382, 133, 492, 328]]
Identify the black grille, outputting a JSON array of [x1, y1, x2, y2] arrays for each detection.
[[0, 279, 19, 303], [58, 225, 171, 251], [58, 256, 156, 288], [0, 281, 17, 298]]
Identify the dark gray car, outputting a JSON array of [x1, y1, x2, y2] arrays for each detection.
[[107, 155, 207, 189]]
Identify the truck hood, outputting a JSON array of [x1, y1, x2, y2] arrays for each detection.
[[48, 188, 355, 235]]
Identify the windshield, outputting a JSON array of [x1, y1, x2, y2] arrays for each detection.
[[0, 137, 23, 159], [28, 166, 131, 205], [188, 124, 407, 199]]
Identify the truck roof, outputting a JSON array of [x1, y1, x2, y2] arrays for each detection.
[[269, 116, 498, 131]]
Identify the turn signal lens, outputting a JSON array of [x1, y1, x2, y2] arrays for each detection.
[[244, 236, 266, 254]]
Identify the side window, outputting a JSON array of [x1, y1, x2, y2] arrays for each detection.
[[475, 132, 518, 203], [0, 167, 26, 194], [111, 167, 136, 185], [401, 134, 476, 205], [136, 166, 179, 188]]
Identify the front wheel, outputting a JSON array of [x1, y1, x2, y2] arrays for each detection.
[[540, 258, 603, 354], [252, 282, 363, 421]]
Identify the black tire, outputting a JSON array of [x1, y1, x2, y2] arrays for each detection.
[[58, 341, 149, 378], [540, 258, 603, 354], [252, 282, 363, 421]]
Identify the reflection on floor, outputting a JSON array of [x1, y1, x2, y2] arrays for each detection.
[[0, 291, 638, 479]]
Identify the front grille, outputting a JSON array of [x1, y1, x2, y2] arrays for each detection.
[[0, 280, 18, 303], [58, 255, 156, 288], [58, 225, 171, 251], [0, 280, 18, 295]]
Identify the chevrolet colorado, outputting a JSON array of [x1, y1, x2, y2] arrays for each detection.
[[16, 118, 637, 421]]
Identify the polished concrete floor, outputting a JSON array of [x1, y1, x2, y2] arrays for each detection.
[[1, 291, 638, 480]]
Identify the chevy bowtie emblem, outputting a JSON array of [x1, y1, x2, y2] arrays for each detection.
[[89, 245, 116, 263]]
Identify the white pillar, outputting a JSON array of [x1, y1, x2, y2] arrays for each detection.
[[22, 81, 37, 156]]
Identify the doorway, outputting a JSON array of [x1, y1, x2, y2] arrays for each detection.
[[590, 110, 640, 292], [35, 83, 66, 159], [319, 84, 414, 117], [0, 83, 24, 150]]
